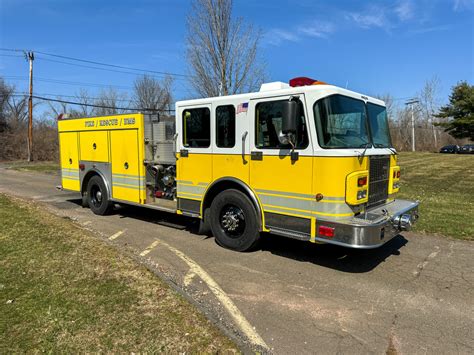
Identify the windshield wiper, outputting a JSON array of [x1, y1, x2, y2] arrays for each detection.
[[374, 143, 397, 155], [357, 142, 371, 163]]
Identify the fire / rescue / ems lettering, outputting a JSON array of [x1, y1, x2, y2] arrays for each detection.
[[100, 119, 118, 126]]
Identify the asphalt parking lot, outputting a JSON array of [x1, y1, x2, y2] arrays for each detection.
[[1, 167, 473, 354]]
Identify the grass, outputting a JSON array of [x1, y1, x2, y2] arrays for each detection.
[[397, 152, 474, 240], [6, 161, 59, 174], [0, 194, 237, 353]]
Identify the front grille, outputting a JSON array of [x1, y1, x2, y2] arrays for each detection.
[[368, 156, 390, 207]]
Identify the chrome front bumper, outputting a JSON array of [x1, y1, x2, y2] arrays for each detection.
[[315, 199, 419, 249]]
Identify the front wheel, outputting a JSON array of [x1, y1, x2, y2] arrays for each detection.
[[209, 189, 260, 252], [86, 175, 113, 215]]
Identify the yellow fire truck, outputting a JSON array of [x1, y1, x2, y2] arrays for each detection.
[[57, 77, 418, 251]]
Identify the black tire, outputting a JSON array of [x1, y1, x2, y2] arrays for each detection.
[[209, 189, 260, 252], [86, 175, 113, 215]]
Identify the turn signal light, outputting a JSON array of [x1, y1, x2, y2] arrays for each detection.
[[393, 170, 401, 178], [357, 176, 368, 187], [397, 171, 401, 178], [79, 163, 85, 171], [318, 225, 335, 238]]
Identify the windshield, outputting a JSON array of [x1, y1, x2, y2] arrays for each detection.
[[313, 95, 392, 149], [313, 95, 370, 149], [367, 103, 392, 148]]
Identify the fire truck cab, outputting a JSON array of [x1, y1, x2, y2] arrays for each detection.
[[57, 77, 419, 251]]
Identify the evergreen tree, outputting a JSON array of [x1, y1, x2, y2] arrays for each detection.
[[435, 81, 474, 140]]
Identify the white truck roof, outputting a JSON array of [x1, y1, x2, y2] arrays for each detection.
[[176, 81, 385, 107]]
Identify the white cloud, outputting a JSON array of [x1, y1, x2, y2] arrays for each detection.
[[298, 21, 335, 38], [453, 0, 474, 11], [264, 29, 301, 46], [265, 21, 335, 46], [395, 0, 415, 21], [409, 25, 451, 34], [346, 6, 389, 30]]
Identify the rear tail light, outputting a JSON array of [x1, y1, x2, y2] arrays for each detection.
[[79, 163, 85, 171], [393, 170, 401, 178], [357, 176, 367, 187], [397, 171, 401, 178], [318, 225, 335, 238]]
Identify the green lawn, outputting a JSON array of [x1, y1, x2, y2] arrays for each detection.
[[0, 194, 237, 352], [7, 161, 59, 174], [397, 152, 474, 240]]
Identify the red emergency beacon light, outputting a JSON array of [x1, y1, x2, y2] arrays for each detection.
[[289, 77, 327, 87]]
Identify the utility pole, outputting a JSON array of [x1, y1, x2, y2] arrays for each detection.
[[25, 51, 34, 161], [405, 98, 419, 152]]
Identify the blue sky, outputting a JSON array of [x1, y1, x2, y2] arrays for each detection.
[[0, 0, 473, 112]]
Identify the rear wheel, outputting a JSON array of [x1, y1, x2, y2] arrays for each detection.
[[86, 175, 113, 215], [209, 189, 260, 251]]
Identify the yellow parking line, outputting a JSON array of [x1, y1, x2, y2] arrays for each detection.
[[108, 230, 125, 240], [140, 240, 160, 256], [160, 240, 269, 350]]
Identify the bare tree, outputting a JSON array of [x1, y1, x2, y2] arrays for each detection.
[[48, 99, 73, 119], [0, 78, 13, 132], [75, 89, 94, 117], [186, 0, 265, 97], [133, 75, 173, 112], [6, 94, 28, 131], [417, 77, 441, 149], [93, 87, 129, 116]]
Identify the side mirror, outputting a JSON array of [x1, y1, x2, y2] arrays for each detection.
[[282, 100, 298, 134]]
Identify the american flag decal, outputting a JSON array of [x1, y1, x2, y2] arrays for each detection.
[[237, 102, 248, 114]]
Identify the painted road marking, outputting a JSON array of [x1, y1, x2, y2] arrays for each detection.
[[108, 230, 125, 241], [183, 270, 196, 286], [413, 245, 440, 276], [140, 240, 160, 256], [159, 240, 269, 351]]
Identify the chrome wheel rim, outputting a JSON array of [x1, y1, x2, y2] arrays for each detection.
[[220, 204, 245, 238]]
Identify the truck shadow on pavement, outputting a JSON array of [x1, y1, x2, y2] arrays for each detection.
[[68, 199, 408, 273], [259, 233, 408, 273]]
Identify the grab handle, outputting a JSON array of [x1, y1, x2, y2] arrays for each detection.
[[242, 131, 248, 164]]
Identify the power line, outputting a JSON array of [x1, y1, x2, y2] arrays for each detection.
[[0, 48, 189, 79], [0, 53, 24, 58], [11, 91, 135, 103], [34, 50, 189, 78], [34, 56, 188, 81], [4, 75, 133, 90], [11, 93, 175, 112]]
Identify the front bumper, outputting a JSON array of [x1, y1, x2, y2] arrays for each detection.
[[315, 199, 419, 249]]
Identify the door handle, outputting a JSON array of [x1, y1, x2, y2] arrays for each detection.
[[241, 131, 248, 164], [173, 133, 179, 160]]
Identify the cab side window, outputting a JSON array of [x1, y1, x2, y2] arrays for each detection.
[[255, 99, 308, 149], [182, 107, 210, 148], [216, 105, 236, 148]]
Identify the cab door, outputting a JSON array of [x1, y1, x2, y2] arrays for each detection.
[[249, 95, 314, 234], [176, 104, 213, 215]]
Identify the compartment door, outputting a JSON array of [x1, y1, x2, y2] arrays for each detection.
[[110, 129, 141, 203], [79, 131, 109, 162], [59, 132, 80, 191]]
